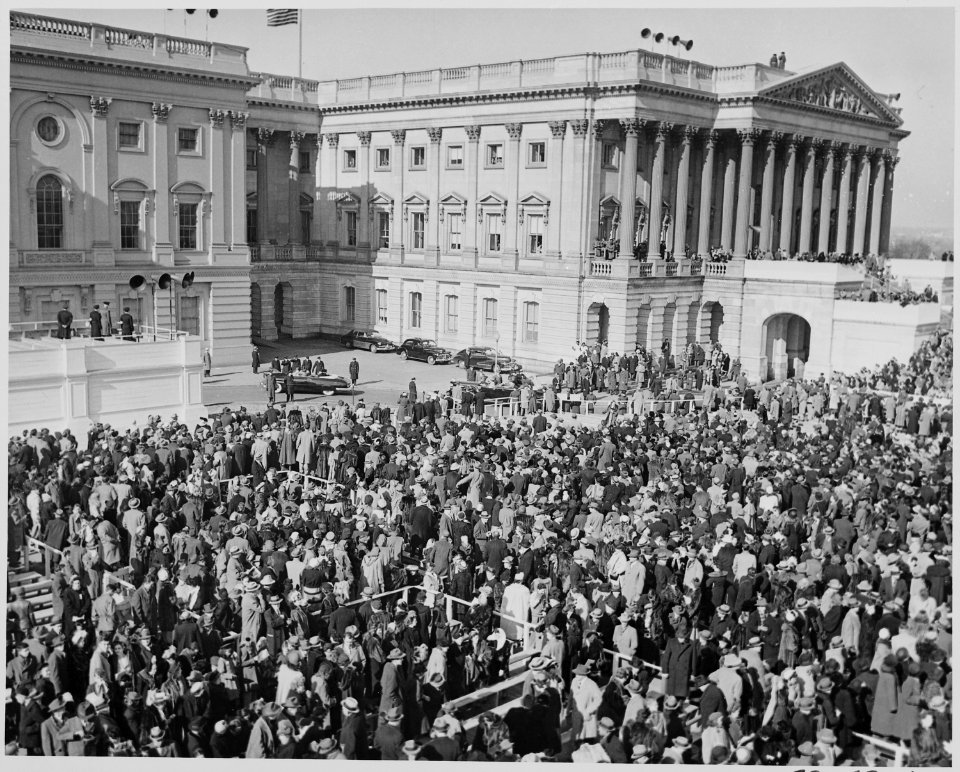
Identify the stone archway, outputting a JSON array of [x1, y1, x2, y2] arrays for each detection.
[[250, 282, 262, 340], [701, 301, 724, 344], [586, 302, 609, 345], [762, 313, 811, 382]]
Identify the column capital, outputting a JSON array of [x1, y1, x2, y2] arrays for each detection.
[[150, 102, 172, 123], [619, 117, 643, 137], [765, 130, 784, 148], [570, 119, 590, 137], [655, 121, 674, 141], [736, 128, 761, 146], [228, 110, 248, 131], [258, 127, 275, 146], [505, 122, 523, 140], [592, 119, 607, 141], [391, 129, 406, 145], [786, 134, 804, 153], [465, 125, 482, 142], [852, 144, 868, 160], [290, 130, 306, 148], [208, 109, 226, 129], [808, 136, 825, 153], [427, 127, 443, 144], [90, 96, 112, 118], [314, 135, 323, 151], [322, 132, 339, 148], [704, 129, 720, 149], [548, 120, 568, 138], [680, 125, 699, 144], [833, 143, 852, 162], [357, 131, 372, 146], [869, 146, 885, 161]]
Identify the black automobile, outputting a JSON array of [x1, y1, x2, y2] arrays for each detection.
[[339, 329, 398, 353], [452, 346, 522, 373], [263, 370, 349, 397], [396, 338, 453, 365]]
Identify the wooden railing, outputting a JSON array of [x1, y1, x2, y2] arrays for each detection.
[[24, 536, 65, 578], [852, 732, 908, 767]]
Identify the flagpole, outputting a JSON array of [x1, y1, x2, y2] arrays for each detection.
[[298, 9, 303, 79]]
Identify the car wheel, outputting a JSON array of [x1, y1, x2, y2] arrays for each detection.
[[322, 388, 336, 396], [400, 350, 408, 360], [427, 355, 436, 366], [368, 343, 376, 353]]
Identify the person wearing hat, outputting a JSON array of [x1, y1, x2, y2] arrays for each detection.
[[661, 618, 696, 698], [246, 701, 281, 758], [313, 736, 345, 760], [373, 705, 404, 760], [596, 714, 628, 763], [419, 717, 460, 761], [571, 662, 603, 742], [815, 728, 838, 765], [787, 740, 823, 765]]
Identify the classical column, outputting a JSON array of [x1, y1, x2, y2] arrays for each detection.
[[356, 131, 371, 248], [673, 125, 696, 258], [696, 130, 718, 256], [618, 117, 642, 259], [733, 128, 758, 258], [89, 97, 112, 254], [567, 119, 589, 260], [798, 137, 820, 255], [758, 131, 782, 252], [588, 120, 607, 253], [150, 102, 173, 261], [228, 111, 248, 249], [390, 129, 406, 253], [816, 140, 836, 255], [288, 130, 305, 244], [322, 133, 339, 245], [647, 122, 671, 259], [834, 145, 853, 255], [778, 135, 800, 254], [878, 153, 898, 255], [547, 120, 566, 259], [206, 110, 226, 251], [720, 137, 737, 250], [311, 135, 323, 244], [427, 127, 442, 257], [852, 147, 871, 256], [464, 125, 481, 260], [256, 127, 274, 244], [504, 122, 522, 260], [868, 150, 887, 255]]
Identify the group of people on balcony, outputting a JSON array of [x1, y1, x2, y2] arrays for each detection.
[[4, 321, 953, 763]]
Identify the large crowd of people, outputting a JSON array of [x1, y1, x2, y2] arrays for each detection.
[[5, 326, 953, 764]]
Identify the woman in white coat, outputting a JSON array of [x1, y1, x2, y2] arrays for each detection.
[[499, 573, 531, 641], [570, 663, 602, 743]]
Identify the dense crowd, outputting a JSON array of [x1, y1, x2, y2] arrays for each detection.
[[5, 328, 953, 764]]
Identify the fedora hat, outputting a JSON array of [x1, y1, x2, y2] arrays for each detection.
[[261, 701, 283, 719], [382, 705, 403, 722], [573, 663, 592, 676]]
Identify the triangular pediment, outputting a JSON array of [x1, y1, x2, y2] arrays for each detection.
[[758, 63, 902, 125], [478, 191, 506, 207], [370, 192, 394, 206], [519, 192, 550, 207], [334, 191, 359, 206], [403, 191, 429, 206], [439, 192, 466, 207]]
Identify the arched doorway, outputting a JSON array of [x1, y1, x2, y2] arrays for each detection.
[[586, 302, 609, 345], [661, 302, 676, 362], [275, 282, 293, 339], [762, 313, 811, 382], [250, 283, 262, 340], [686, 300, 700, 345], [701, 301, 724, 344], [636, 304, 651, 351]]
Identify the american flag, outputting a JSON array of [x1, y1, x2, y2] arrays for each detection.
[[266, 9, 299, 27]]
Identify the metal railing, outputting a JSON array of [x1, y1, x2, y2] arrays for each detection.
[[852, 732, 908, 767]]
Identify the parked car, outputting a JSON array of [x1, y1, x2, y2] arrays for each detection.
[[396, 338, 453, 365], [339, 329, 398, 352], [452, 346, 522, 373], [263, 370, 349, 396]]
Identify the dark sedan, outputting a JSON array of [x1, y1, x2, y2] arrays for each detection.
[[396, 338, 453, 365], [452, 346, 522, 373], [263, 370, 349, 396], [339, 329, 398, 352]]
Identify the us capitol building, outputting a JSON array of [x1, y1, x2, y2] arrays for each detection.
[[10, 12, 950, 378]]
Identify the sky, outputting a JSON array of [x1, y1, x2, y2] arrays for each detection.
[[23, 3, 957, 232]]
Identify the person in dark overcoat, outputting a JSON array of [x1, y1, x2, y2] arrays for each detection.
[[660, 620, 697, 698]]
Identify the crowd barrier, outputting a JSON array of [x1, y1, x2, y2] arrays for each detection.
[[852, 732, 908, 766]]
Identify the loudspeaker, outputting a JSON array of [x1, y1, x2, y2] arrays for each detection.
[[670, 36, 694, 51], [641, 28, 652, 39], [654, 32, 665, 43], [157, 273, 172, 290], [181, 271, 195, 290], [129, 275, 147, 292]]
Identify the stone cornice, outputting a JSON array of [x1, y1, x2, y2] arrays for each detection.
[[12, 267, 251, 282], [11, 48, 260, 90]]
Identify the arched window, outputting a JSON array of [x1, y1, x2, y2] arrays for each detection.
[[36, 175, 63, 249]]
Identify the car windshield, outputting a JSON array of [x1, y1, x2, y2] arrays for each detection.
[[479, 348, 505, 357], [419, 340, 437, 346]]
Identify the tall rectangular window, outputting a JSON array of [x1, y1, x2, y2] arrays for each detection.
[[527, 214, 544, 255], [178, 202, 198, 250], [410, 292, 422, 329], [376, 147, 391, 169], [411, 211, 425, 249], [246, 148, 258, 169], [300, 209, 312, 245], [485, 213, 502, 253], [483, 298, 498, 337], [410, 146, 426, 169], [179, 296, 200, 336], [447, 212, 463, 251], [343, 149, 357, 169], [344, 286, 356, 322], [523, 301, 540, 342], [602, 142, 618, 169], [376, 289, 388, 324], [447, 145, 463, 168], [378, 211, 390, 248], [120, 200, 141, 250], [118, 122, 141, 149], [345, 211, 357, 246], [528, 141, 546, 166], [36, 175, 63, 249], [444, 295, 459, 333], [299, 150, 311, 172], [177, 127, 199, 153], [246, 209, 258, 244]]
